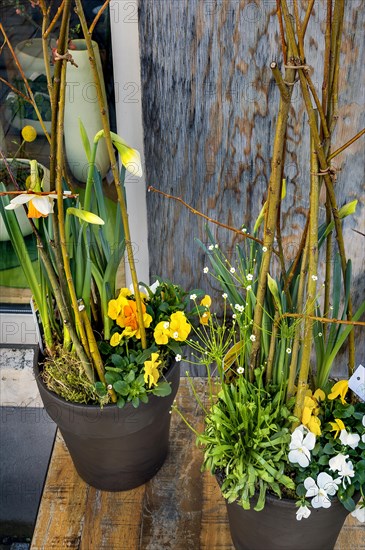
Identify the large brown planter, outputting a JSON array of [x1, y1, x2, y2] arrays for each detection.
[[226, 490, 353, 550], [34, 353, 180, 491]]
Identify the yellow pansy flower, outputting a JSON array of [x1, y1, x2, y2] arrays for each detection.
[[200, 295, 212, 308], [118, 288, 132, 298], [307, 416, 321, 436], [144, 352, 161, 388], [302, 392, 322, 435], [169, 311, 191, 342], [328, 380, 349, 405], [110, 332, 123, 347], [329, 418, 346, 439], [200, 311, 211, 325], [154, 321, 171, 345]]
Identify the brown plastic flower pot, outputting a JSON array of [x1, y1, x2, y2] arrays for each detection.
[[34, 353, 180, 491], [226, 490, 353, 550]]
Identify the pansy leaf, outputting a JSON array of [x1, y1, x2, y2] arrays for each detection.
[[152, 381, 172, 397]]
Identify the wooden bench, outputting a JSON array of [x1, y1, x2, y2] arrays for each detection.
[[31, 378, 364, 549]]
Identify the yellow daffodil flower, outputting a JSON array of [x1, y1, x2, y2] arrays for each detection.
[[200, 295, 212, 308], [144, 352, 161, 388], [5, 192, 59, 219], [154, 321, 171, 345], [21, 125, 37, 143], [329, 418, 346, 439], [328, 380, 349, 405], [169, 311, 191, 342]]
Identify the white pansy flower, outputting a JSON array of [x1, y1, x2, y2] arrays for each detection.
[[329, 454, 355, 488], [250, 334, 256, 342], [304, 472, 338, 509], [288, 425, 316, 468], [149, 280, 160, 294], [339, 429, 360, 449], [296, 505, 311, 521], [351, 499, 365, 523], [329, 453, 349, 473]]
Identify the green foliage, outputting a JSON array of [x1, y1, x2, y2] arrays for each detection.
[[198, 370, 294, 510]]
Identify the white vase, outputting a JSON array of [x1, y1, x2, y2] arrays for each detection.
[[14, 38, 51, 79], [0, 159, 50, 242], [64, 39, 110, 182]]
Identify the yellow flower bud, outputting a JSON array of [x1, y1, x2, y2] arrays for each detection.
[[21, 125, 37, 143]]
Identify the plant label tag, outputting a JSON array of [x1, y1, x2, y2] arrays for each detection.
[[348, 365, 365, 401]]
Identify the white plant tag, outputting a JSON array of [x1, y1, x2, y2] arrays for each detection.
[[348, 365, 365, 401]]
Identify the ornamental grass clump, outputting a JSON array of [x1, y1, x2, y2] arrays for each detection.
[[0, 1, 199, 407], [166, 1, 365, 521]]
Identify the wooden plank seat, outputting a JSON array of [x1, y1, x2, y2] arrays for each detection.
[[31, 378, 364, 549]]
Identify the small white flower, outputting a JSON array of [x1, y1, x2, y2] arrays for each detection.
[[190, 294, 197, 300], [241, 227, 247, 233], [175, 354, 182, 362], [262, 246, 268, 252], [330, 306, 334, 311], [351, 499, 365, 523], [318, 332, 323, 337], [232, 314, 237, 319], [288, 425, 316, 468], [250, 334, 256, 342], [311, 275, 318, 281], [208, 245, 214, 251], [246, 285, 252, 291], [234, 304, 244, 313], [215, 244, 219, 249], [222, 293, 228, 299], [304, 472, 338, 509], [107, 384, 113, 390], [230, 267, 236, 274], [339, 429, 360, 449], [247, 274, 253, 281], [296, 505, 311, 521], [203, 267, 209, 274], [286, 348, 292, 354], [237, 366, 244, 375]]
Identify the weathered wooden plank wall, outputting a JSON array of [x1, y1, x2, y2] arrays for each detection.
[[139, 1, 364, 365]]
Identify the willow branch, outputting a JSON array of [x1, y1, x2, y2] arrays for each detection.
[[276, 0, 287, 64], [302, 0, 316, 37], [0, 24, 50, 142], [89, 0, 111, 35], [148, 186, 267, 249], [74, 0, 147, 349], [328, 128, 365, 161], [44, 0, 66, 39], [282, 313, 365, 327]]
